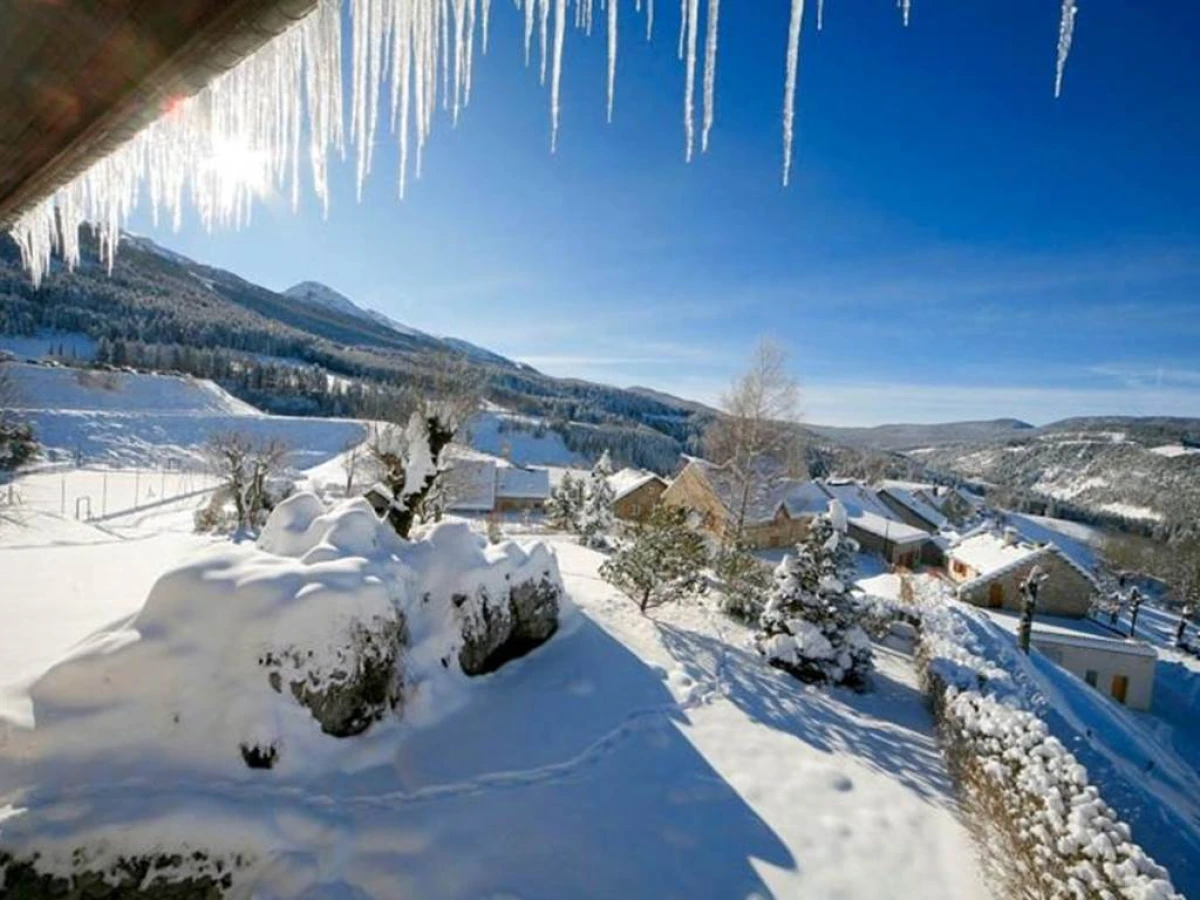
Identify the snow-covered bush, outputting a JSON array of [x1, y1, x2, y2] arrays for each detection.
[[915, 581, 1180, 900], [24, 493, 563, 776], [578, 451, 615, 549], [599, 505, 708, 614], [755, 516, 873, 689]]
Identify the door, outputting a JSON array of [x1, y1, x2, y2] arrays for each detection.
[[1111, 675, 1129, 705], [988, 582, 1004, 608]]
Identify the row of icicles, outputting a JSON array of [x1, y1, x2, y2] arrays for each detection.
[[11, 0, 1080, 286]]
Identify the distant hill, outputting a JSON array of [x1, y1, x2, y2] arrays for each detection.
[[807, 418, 1035, 451]]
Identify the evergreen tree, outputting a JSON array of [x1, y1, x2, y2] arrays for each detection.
[[714, 541, 772, 622], [546, 471, 582, 531], [600, 505, 708, 614], [756, 515, 873, 689], [579, 450, 616, 549]]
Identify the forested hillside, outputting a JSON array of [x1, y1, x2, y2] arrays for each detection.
[[0, 230, 715, 471]]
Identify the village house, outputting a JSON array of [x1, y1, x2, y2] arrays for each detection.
[[819, 480, 940, 567], [434, 454, 551, 514], [1029, 630, 1157, 710], [608, 468, 669, 521], [946, 528, 1098, 618], [659, 458, 822, 550]]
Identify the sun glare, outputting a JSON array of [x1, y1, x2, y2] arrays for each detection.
[[204, 139, 270, 198]]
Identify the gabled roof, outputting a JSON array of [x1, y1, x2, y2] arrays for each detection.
[[846, 510, 930, 545], [684, 458, 810, 525], [609, 467, 667, 502], [496, 465, 550, 500], [444, 459, 497, 512], [877, 484, 949, 530]]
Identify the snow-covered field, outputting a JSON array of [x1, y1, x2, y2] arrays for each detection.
[[8, 362, 365, 469], [465, 410, 583, 467], [0, 488, 991, 897]]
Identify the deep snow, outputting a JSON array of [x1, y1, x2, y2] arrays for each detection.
[[0, 495, 989, 897]]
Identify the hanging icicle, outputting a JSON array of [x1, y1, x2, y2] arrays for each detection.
[[701, 0, 720, 152], [782, 0, 805, 187], [8, 0, 1087, 285], [1055, 0, 1078, 99]]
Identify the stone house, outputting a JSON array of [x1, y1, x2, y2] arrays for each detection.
[[875, 481, 949, 533], [819, 480, 939, 567], [608, 468, 669, 521], [947, 529, 1097, 618], [659, 458, 823, 550], [441, 455, 551, 514], [1029, 630, 1157, 710]]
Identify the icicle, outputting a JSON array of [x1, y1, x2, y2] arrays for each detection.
[[551, 0, 567, 150], [1055, 0, 1078, 99], [816, 0, 823, 31], [646, 0, 654, 40], [782, 0, 805, 187], [682, 0, 699, 161], [524, 0, 536, 64], [899, 0, 910, 27], [482, 0, 493, 52], [700, 0, 719, 152], [540, 0, 551, 84], [606, 0, 618, 122], [677, 0, 687, 60]]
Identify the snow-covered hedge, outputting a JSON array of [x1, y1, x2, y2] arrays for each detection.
[[915, 588, 1180, 900]]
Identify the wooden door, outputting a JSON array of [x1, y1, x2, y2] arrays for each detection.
[[988, 582, 1004, 608], [1111, 675, 1129, 705]]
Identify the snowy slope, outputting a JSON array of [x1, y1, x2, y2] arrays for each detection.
[[0, 505, 989, 898], [9, 363, 365, 469], [466, 411, 585, 466]]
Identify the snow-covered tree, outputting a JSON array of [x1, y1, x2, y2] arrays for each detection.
[[756, 515, 873, 689], [600, 506, 708, 614], [579, 451, 616, 549], [546, 471, 584, 532], [0, 361, 37, 477]]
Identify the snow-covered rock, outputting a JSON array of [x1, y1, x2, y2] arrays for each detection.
[[20, 494, 563, 774]]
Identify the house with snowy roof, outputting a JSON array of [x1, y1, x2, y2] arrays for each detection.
[[819, 479, 940, 568], [660, 458, 819, 549], [608, 468, 669, 522], [1029, 630, 1156, 710], [876, 482, 950, 533], [440, 455, 550, 514], [946, 527, 1098, 618]]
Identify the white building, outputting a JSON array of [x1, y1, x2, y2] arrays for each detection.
[[1030, 630, 1157, 711]]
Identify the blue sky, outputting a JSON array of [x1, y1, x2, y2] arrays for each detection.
[[130, 0, 1200, 426]]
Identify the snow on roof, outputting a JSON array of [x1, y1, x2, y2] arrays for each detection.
[[781, 481, 833, 518], [445, 458, 497, 511], [848, 510, 929, 544], [1030, 630, 1158, 660], [878, 484, 948, 530], [949, 530, 1100, 593], [495, 465, 550, 500], [687, 459, 810, 525], [818, 480, 900, 521], [608, 467, 666, 502], [949, 532, 1042, 578]]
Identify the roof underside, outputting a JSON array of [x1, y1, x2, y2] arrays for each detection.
[[0, 0, 317, 228]]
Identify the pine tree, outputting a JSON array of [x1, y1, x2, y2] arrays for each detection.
[[756, 515, 873, 689], [714, 540, 772, 622], [547, 471, 581, 531], [579, 450, 616, 549], [600, 505, 708, 614]]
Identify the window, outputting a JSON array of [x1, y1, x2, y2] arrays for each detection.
[[1085, 670, 1098, 687]]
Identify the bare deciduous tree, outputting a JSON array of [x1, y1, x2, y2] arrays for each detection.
[[200, 432, 289, 532], [702, 338, 803, 545]]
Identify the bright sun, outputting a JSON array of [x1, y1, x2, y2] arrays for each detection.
[[204, 139, 270, 198]]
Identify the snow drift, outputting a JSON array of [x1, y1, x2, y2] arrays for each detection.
[[17, 494, 563, 778]]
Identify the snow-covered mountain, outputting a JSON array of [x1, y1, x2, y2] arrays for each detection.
[[284, 281, 429, 340]]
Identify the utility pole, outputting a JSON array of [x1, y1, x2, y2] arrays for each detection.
[[1018, 565, 1048, 654], [1128, 586, 1143, 639]]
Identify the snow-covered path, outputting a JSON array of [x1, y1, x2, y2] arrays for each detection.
[[0, 514, 990, 897]]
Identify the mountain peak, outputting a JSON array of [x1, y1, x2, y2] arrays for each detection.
[[283, 281, 361, 318]]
